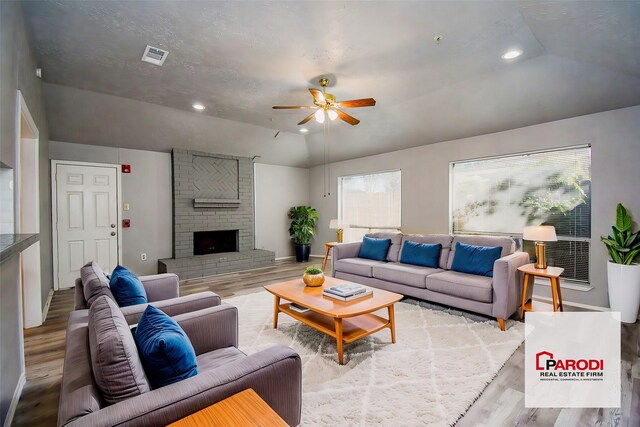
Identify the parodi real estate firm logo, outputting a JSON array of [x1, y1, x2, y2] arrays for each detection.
[[525, 312, 620, 408]]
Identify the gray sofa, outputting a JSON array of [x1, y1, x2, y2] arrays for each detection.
[[58, 301, 302, 426], [333, 233, 530, 330], [75, 267, 222, 324]]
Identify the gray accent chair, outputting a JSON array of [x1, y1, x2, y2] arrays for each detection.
[[58, 303, 302, 426], [333, 233, 530, 330], [75, 266, 222, 324]]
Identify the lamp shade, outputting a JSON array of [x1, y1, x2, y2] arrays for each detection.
[[523, 225, 557, 242], [329, 219, 343, 230]]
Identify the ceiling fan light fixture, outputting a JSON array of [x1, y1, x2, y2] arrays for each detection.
[[314, 109, 325, 123], [327, 109, 338, 121]]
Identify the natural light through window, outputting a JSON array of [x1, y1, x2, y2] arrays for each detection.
[[338, 170, 401, 243], [450, 145, 591, 283]]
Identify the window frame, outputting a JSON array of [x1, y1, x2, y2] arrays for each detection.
[[337, 169, 402, 234], [448, 144, 592, 286]]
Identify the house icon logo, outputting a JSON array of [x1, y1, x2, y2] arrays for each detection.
[[536, 351, 554, 371]]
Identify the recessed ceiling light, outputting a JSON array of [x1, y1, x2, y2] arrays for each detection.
[[501, 49, 522, 60], [299, 128, 308, 133], [192, 103, 205, 111]]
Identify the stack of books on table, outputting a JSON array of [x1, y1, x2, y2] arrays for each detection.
[[323, 283, 373, 302]]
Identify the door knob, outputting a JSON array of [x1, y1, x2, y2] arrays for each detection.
[[111, 224, 116, 228], [111, 232, 116, 236]]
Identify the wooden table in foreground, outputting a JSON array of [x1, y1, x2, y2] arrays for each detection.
[[166, 388, 287, 427], [264, 276, 402, 365], [518, 263, 565, 319]]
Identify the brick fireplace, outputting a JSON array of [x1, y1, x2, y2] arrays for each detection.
[[158, 149, 274, 279]]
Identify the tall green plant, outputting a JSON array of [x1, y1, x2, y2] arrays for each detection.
[[601, 203, 640, 265], [288, 206, 318, 245]]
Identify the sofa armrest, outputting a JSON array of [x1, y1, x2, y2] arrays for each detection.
[[64, 346, 302, 427], [139, 273, 180, 302], [332, 242, 362, 276], [120, 291, 222, 325], [172, 304, 238, 355], [492, 251, 530, 319], [74, 278, 86, 310]]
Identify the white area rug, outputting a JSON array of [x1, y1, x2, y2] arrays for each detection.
[[225, 290, 525, 426]]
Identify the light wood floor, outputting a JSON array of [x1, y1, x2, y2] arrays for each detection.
[[11, 259, 640, 426]]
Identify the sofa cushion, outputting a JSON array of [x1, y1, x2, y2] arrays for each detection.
[[447, 235, 515, 269], [366, 232, 403, 262], [401, 234, 453, 269], [373, 262, 442, 288], [359, 236, 392, 261], [88, 296, 151, 405], [196, 346, 246, 372], [135, 305, 198, 388], [334, 258, 387, 277], [110, 265, 148, 307], [399, 241, 441, 268], [450, 242, 503, 277], [426, 271, 493, 303], [81, 261, 115, 307]]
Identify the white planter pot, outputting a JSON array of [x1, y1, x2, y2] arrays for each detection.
[[607, 261, 640, 323]]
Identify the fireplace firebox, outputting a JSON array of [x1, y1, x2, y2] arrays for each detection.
[[193, 230, 239, 255]]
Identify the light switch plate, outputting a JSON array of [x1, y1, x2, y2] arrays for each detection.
[[141, 253, 147, 261], [123, 203, 130, 211]]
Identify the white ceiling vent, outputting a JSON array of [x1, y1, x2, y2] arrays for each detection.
[[141, 45, 168, 66]]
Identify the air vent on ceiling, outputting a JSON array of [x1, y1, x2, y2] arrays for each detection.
[[141, 45, 168, 66]]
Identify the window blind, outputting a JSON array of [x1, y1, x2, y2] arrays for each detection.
[[451, 146, 591, 283], [338, 170, 401, 242]]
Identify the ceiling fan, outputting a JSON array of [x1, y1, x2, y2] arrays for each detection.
[[272, 78, 376, 126]]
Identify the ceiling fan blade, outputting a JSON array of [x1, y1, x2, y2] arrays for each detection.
[[335, 109, 360, 126], [335, 98, 376, 108], [298, 110, 317, 125], [272, 106, 316, 109], [309, 88, 326, 104]]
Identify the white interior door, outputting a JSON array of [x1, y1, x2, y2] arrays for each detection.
[[54, 163, 119, 289]]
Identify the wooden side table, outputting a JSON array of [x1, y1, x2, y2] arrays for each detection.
[[167, 388, 287, 427], [518, 263, 565, 319], [322, 241, 338, 272]]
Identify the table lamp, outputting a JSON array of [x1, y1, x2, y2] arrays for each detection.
[[523, 225, 557, 269], [329, 219, 344, 243]]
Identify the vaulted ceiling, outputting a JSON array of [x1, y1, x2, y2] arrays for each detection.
[[23, 1, 640, 167]]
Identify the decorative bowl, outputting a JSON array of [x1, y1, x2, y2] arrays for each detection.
[[303, 272, 325, 287]]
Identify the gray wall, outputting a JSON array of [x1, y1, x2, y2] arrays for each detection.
[[0, 2, 51, 423], [254, 163, 310, 258], [310, 105, 640, 309], [49, 141, 172, 276]]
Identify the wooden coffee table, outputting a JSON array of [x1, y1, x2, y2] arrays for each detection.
[[264, 276, 402, 364]]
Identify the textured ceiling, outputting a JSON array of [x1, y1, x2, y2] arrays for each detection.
[[23, 1, 640, 166]]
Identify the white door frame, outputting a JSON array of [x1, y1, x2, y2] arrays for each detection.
[[51, 160, 123, 290], [17, 90, 42, 329]]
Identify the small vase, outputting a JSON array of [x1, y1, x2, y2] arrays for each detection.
[[303, 272, 325, 287]]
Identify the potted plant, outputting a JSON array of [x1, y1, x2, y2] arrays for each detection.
[[303, 265, 325, 287], [601, 203, 640, 323], [288, 205, 318, 262]]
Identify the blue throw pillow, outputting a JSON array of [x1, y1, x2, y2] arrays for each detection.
[[134, 305, 198, 388], [109, 265, 148, 307], [359, 236, 392, 261], [450, 242, 502, 277], [400, 241, 442, 268]]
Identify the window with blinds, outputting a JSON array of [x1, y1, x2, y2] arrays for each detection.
[[338, 170, 401, 243], [450, 145, 591, 283]]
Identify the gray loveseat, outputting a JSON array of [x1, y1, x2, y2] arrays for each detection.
[[58, 301, 302, 426], [333, 233, 529, 330]]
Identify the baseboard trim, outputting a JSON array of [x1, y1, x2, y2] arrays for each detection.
[[41, 288, 54, 322], [275, 256, 294, 261], [533, 294, 609, 312], [3, 372, 25, 427]]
